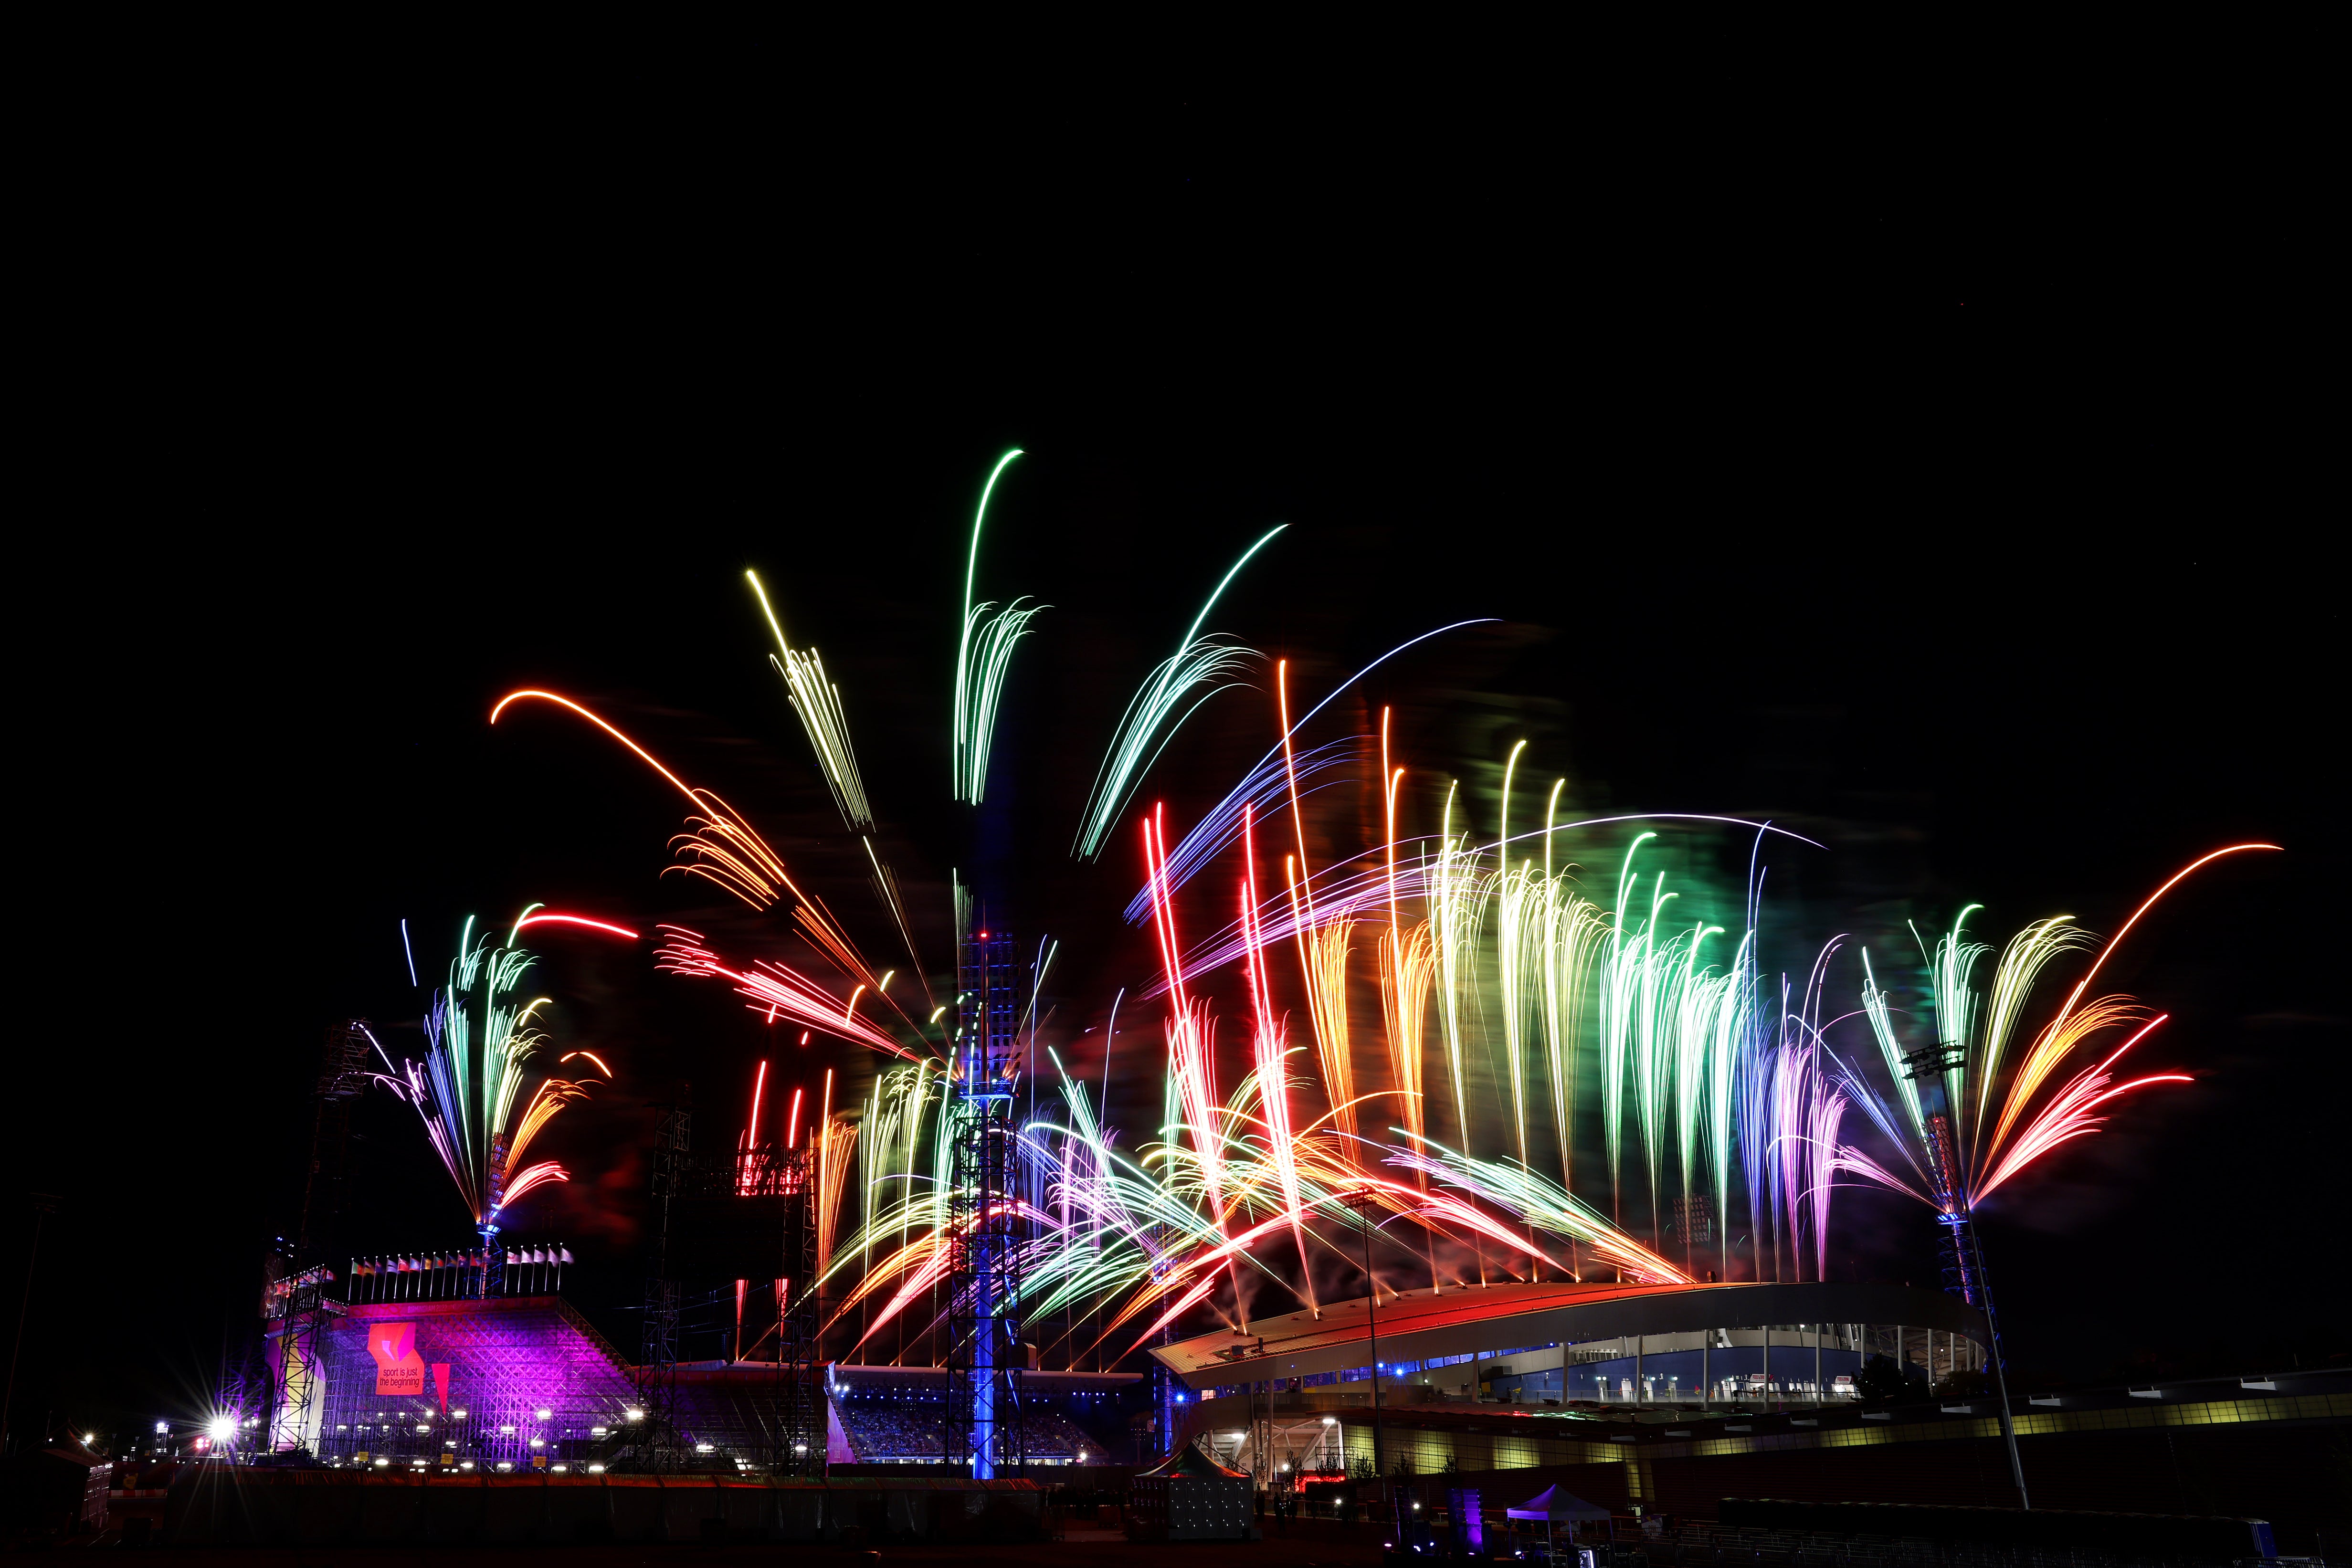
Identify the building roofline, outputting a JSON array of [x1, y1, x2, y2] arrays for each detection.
[[1151, 1279, 1989, 1386]]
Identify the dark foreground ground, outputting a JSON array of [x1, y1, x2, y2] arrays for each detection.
[[11, 1520, 1389, 1565]]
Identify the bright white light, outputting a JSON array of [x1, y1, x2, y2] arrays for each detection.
[[154, 1421, 169, 1435], [374, 1458, 390, 1468], [416, 1424, 432, 1434], [624, 1409, 643, 1421], [696, 1442, 715, 1453], [1321, 1417, 1335, 1426], [591, 1426, 608, 1436], [534, 1409, 551, 1421], [207, 1416, 238, 1443], [460, 1462, 475, 1471], [529, 1438, 545, 1448], [85, 1434, 98, 1446], [587, 1463, 605, 1473], [453, 1410, 468, 1420], [499, 1425, 516, 1435]]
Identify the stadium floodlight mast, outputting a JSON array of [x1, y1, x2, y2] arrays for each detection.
[[1340, 1186, 1389, 1482], [1900, 1035, 2031, 1511]]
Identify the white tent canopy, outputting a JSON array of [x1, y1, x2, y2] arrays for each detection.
[[1506, 1485, 1612, 1522]]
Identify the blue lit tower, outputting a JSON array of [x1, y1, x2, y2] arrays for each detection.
[[946, 915, 1025, 1476]]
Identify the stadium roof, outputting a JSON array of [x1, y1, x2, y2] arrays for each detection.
[[1150, 1278, 1988, 1388]]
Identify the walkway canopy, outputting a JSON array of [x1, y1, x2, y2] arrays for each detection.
[[1507, 1485, 1611, 1522]]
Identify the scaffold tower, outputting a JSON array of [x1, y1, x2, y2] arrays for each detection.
[[641, 1104, 690, 1469], [946, 925, 1026, 1477]]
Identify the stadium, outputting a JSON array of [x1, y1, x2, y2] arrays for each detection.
[[1156, 1278, 1989, 1478]]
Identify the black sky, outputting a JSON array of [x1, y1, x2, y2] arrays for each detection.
[[11, 56, 2339, 1444]]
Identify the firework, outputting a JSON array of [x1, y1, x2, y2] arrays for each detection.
[[477, 478, 2276, 1398], [951, 450, 1043, 804], [1834, 844, 2279, 1222], [1073, 526, 1282, 860], [387, 910, 625, 1236]]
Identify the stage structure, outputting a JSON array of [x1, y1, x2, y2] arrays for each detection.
[[946, 923, 1027, 1477], [643, 1103, 823, 1474], [263, 1019, 375, 1453]]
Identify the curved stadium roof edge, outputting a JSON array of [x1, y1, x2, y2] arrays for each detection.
[[1151, 1279, 1989, 1386]]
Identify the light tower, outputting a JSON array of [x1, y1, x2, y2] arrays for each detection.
[[946, 922, 1026, 1477], [1901, 1037, 2029, 1508]]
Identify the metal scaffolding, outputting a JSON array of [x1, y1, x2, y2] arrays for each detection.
[[315, 1297, 641, 1471], [947, 926, 1026, 1477], [641, 1105, 691, 1469], [264, 1020, 376, 1454], [642, 1106, 822, 1474]]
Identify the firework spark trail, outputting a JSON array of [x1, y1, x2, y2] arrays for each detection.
[[1802, 1067, 1848, 1282], [654, 926, 923, 1060], [1119, 739, 1358, 924], [745, 570, 929, 989], [490, 690, 797, 912], [1837, 845, 2279, 1224], [1970, 917, 2093, 1158], [818, 1108, 857, 1272], [1381, 1139, 1691, 1284], [1376, 747, 1445, 1297], [1271, 663, 1360, 1158], [1141, 804, 1242, 1325], [1238, 807, 1316, 1313], [1529, 781, 1600, 1228], [1767, 1041, 1846, 1282], [746, 569, 875, 832], [1123, 621, 1500, 915], [390, 914, 623, 1228], [1375, 716, 1435, 1195], [1705, 932, 1753, 1281], [1141, 816, 1822, 997], [951, 450, 1042, 804], [1596, 835, 1656, 1222], [1859, 948, 1928, 1147], [1430, 782, 1486, 1162], [1494, 741, 1534, 1178], [1670, 948, 1731, 1270], [1975, 1018, 2184, 1199], [1074, 526, 1283, 859], [487, 689, 920, 1032]]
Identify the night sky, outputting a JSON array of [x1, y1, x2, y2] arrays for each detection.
[[13, 75, 2340, 1447]]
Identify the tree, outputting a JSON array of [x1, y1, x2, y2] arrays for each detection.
[[1855, 1354, 1910, 1402]]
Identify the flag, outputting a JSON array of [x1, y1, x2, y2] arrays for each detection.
[[558, 1248, 574, 1266], [506, 1250, 520, 1266]]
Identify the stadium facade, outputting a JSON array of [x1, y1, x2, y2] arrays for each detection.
[[1151, 1279, 1989, 1478]]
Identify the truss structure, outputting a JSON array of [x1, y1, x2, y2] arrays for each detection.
[[947, 926, 1026, 1477], [643, 1107, 822, 1473], [315, 1297, 640, 1471]]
